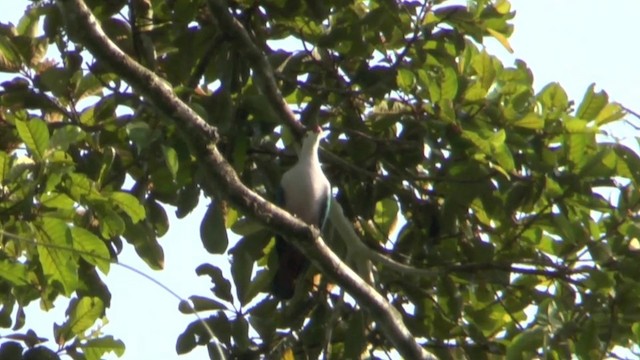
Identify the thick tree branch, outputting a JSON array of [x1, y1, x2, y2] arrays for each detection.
[[55, 0, 430, 358]]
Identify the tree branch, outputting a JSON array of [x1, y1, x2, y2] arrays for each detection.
[[205, 0, 304, 136], [55, 0, 431, 358]]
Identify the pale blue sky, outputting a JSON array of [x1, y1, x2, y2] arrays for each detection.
[[1, 1, 639, 359]]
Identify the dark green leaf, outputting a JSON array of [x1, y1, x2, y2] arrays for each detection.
[[200, 202, 229, 254], [0, 341, 23, 360], [231, 251, 252, 305], [147, 199, 169, 237], [195, 264, 233, 303], [506, 327, 544, 360], [344, 310, 366, 359]]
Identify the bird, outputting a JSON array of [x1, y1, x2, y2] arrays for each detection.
[[272, 125, 331, 299]]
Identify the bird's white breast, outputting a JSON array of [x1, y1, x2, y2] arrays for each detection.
[[280, 162, 330, 227]]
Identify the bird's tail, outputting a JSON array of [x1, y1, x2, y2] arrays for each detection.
[[272, 236, 309, 299]]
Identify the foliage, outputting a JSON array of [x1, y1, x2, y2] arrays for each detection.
[[0, 0, 638, 359]]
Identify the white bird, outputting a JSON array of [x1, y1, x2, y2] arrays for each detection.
[[272, 125, 331, 299]]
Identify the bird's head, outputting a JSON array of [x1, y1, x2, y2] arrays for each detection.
[[300, 125, 324, 157]]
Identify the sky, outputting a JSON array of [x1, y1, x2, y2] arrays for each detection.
[[1, 1, 640, 359]]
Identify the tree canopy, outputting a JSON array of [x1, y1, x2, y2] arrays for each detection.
[[0, 0, 639, 359]]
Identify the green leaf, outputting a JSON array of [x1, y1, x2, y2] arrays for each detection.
[[195, 264, 233, 303], [566, 133, 588, 168], [486, 27, 513, 53], [125, 121, 154, 150], [147, 199, 169, 237], [0, 260, 29, 285], [374, 198, 398, 238], [200, 202, 229, 254], [70, 227, 111, 274], [506, 327, 544, 360], [176, 330, 197, 355], [36, 217, 78, 295], [96, 204, 126, 238], [493, 143, 515, 173], [231, 251, 253, 305], [74, 73, 104, 100], [97, 147, 116, 187], [70, 297, 103, 334], [176, 184, 200, 218], [575, 83, 608, 121], [15, 118, 49, 159], [441, 65, 459, 100], [0, 341, 23, 359], [396, 68, 415, 92], [66, 172, 103, 201], [231, 316, 250, 351], [38, 67, 70, 98], [471, 50, 498, 90], [0, 35, 22, 72], [0, 151, 10, 184], [50, 125, 85, 151], [82, 336, 125, 360], [595, 102, 625, 126], [40, 192, 75, 209], [17, 7, 41, 37], [563, 118, 589, 133], [613, 144, 640, 185], [243, 270, 271, 304], [162, 145, 179, 180], [462, 130, 491, 154], [123, 220, 164, 270], [109, 192, 146, 223], [59, 297, 104, 343], [538, 82, 568, 114], [344, 310, 366, 359]]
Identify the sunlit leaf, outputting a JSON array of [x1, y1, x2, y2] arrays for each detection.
[[162, 145, 179, 180], [595, 102, 625, 126], [15, 118, 49, 159], [0, 260, 29, 286], [70, 227, 111, 274], [576, 83, 608, 121], [110, 192, 146, 223], [374, 198, 398, 238], [68, 297, 104, 335], [82, 336, 125, 360], [486, 28, 513, 53], [0, 151, 10, 183], [36, 217, 78, 295]]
